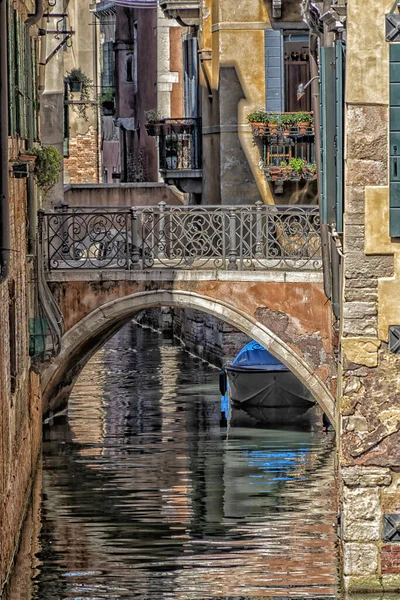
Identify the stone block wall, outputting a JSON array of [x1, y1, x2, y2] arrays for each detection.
[[0, 141, 42, 592], [340, 0, 400, 591]]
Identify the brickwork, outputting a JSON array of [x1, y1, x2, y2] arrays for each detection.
[[0, 137, 42, 591], [64, 126, 101, 184]]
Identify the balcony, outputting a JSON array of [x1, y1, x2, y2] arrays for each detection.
[[146, 118, 202, 194], [159, 0, 200, 26], [248, 111, 316, 187]]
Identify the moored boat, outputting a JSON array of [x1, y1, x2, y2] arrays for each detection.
[[221, 341, 315, 410]]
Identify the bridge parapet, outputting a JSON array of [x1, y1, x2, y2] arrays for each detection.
[[38, 203, 321, 273]]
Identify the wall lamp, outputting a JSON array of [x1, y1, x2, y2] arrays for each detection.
[[297, 76, 319, 101]]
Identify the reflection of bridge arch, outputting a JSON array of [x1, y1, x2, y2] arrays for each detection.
[[42, 290, 335, 424]]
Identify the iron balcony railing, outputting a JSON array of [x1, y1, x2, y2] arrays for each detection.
[[156, 118, 202, 171], [39, 203, 321, 272]]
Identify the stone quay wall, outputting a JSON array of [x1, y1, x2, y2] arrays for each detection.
[[340, 0, 400, 592]]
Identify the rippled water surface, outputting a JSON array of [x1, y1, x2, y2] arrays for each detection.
[[8, 323, 339, 599]]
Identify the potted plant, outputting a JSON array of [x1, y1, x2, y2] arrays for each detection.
[[289, 157, 305, 181], [265, 164, 283, 181], [12, 162, 29, 178], [267, 113, 282, 136], [247, 109, 270, 136], [145, 109, 165, 136], [17, 152, 37, 171], [24, 146, 62, 198], [303, 162, 318, 180], [280, 113, 297, 136], [99, 89, 115, 116], [294, 112, 314, 135], [68, 67, 89, 93], [67, 68, 93, 120], [280, 160, 293, 180]]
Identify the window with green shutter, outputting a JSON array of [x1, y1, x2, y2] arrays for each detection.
[[390, 44, 400, 237]]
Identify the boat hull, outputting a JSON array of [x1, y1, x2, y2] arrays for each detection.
[[225, 366, 315, 409]]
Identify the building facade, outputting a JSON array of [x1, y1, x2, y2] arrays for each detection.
[[0, 0, 43, 591]]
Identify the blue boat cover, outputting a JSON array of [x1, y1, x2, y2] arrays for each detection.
[[232, 341, 288, 370]]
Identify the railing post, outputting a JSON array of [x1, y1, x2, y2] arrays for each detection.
[[130, 206, 140, 270], [158, 201, 166, 259], [37, 209, 46, 270], [254, 200, 264, 259], [228, 208, 238, 271]]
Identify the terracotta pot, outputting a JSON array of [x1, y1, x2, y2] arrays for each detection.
[[250, 122, 268, 136]]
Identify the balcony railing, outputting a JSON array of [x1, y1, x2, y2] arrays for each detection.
[[39, 203, 321, 272], [154, 118, 202, 172]]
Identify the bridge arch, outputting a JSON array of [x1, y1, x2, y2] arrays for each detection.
[[41, 289, 336, 424]]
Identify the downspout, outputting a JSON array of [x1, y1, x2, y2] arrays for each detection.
[[310, 32, 332, 300], [25, 0, 44, 255], [0, 0, 10, 281]]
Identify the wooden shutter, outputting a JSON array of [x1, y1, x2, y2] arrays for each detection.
[[7, 1, 16, 135], [320, 46, 337, 225], [265, 29, 284, 112], [390, 44, 400, 237], [335, 40, 345, 234]]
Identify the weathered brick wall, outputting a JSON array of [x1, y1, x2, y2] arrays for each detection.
[[0, 149, 42, 590], [64, 126, 100, 184]]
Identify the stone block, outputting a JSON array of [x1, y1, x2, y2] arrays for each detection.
[[345, 186, 365, 214], [344, 212, 365, 226], [345, 288, 378, 302], [341, 337, 381, 367], [345, 253, 393, 279], [342, 467, 392, 487], [343, 303, 377, 319], [346, 106, 388, 163], [343, 487, 381, 520], [342, 318, 377, 337], [347, 159, 387, 187], [343, 517, 381, 542], [343, 543, 379, 576], [343, 415, 369, 433]]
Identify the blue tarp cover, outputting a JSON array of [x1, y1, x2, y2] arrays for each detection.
[[232, 341, 287, 370]]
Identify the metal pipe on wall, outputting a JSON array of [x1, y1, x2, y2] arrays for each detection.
[[0, 0, 10, 281]]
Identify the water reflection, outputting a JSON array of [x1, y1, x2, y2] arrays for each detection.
[[6, 322, 340, 599]]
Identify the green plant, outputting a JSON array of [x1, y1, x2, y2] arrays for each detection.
[[145, 109, 164, 123], [294, 111, 314, 124], [305, 162, 317, 173], [67, 68, 93, 120], [99, 89, 115, 105], [289, 157, 305, 172], [280, 113, 297, 126], [25, 146, 62, 198], [247, 109, 269, 123]]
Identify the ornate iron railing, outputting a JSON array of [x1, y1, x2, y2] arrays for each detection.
[[39, 203, 321, 272]]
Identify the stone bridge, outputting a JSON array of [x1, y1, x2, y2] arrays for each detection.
[[38, 204, 336, 423]]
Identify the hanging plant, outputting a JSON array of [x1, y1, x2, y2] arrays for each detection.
[[99, 88, 115, 115], [25, 146, 62, 198], [67, 68, 93, 121]]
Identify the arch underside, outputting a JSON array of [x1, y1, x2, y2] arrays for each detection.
[[41, 290, 336, 425]]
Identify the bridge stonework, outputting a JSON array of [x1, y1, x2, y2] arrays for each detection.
[[42, 271, 336, 422]]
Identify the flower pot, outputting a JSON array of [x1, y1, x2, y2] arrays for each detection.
[[69, 80, 83, 93], [281, 168, 293, 181], [297, 121, 310, 136], [145, 122, 163, 137], [102, 104, 115, 116], [268, 122, 280, 136], [266, 166, 283, 181], [250, 122, 268, 136], [12, 163, 29, 178]]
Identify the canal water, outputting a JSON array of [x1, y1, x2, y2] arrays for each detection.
[[7, 322, 339, 599]]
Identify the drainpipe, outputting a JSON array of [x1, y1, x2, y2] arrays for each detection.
[[25, 0, 44, 255], [0, 0, 10, 281], [310, 31, 332, 301]]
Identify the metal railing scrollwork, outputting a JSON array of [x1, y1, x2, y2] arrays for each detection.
[[39, 202, 322, 272]]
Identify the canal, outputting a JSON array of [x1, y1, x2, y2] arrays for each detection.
[[6, 321, 339, 599]]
